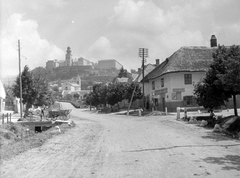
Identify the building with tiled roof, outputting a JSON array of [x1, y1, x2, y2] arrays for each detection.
[[142, 35, 221, 112]]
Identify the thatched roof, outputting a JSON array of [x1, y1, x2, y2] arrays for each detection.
[[143, 46, 216, 82]]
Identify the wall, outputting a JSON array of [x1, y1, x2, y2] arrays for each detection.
[[97, 60, 122, 70], [148, 71, 206, 111]]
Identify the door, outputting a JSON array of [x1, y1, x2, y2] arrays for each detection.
[[162, 97, 165, 112]]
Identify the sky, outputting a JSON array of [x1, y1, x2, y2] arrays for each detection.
[[1, 0, 240, 79]]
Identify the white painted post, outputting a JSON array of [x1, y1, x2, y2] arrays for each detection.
[[165, 107, 168, 115], [177, 107, 180, 120]]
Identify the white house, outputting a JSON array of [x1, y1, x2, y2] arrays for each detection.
[[142, 35, 240, 111], [0, 79, 6, 113]]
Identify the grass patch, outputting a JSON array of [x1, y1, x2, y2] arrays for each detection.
[[0, 122, 75, 161]]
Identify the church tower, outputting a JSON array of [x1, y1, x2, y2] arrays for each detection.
[[65, 47, 72, 66]]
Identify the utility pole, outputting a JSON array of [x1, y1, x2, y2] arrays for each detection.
[[90, 86, 92, 111], [139, 48, 148, 110], [18, 40, 23, 118]]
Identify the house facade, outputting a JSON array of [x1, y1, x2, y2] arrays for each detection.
[[143, 45, 216, 112], [143, 36, 240, 112]]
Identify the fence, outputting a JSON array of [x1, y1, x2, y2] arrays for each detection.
[[1, 113, 12, 124]]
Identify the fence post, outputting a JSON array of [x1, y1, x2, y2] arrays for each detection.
[[7, 113, 9, 123], [165, 107, 168, 115], [176, 107, 180, 120], [10, 113, 11, 122], [2, 114, 4, 124]]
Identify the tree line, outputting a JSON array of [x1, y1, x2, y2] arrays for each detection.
[[84, 82, 142, 110]]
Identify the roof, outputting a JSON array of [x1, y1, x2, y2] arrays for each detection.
[[69, 83, 80, 87], [143, 46, 216, 82], [131, 73, 139, 82], [137, 64, 156, 82], [115, 77, 129, 83]]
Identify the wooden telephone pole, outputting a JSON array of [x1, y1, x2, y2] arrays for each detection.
[[139, 48, 148, 110], [18, 40, 23, 118]]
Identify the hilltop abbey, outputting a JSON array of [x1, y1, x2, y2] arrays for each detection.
[[46, 47, 123, 71]]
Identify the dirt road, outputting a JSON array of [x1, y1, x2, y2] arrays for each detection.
[[1, 103, 240, 178]]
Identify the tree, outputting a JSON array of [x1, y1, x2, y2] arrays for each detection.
[[13, 65, 53, 113], [215, 45, 240, 116], [13, 66, 37, 111], [104, 83, 124, 110], [194, 45, 240, 116], [118, 67, 128, 78], [33, 75, 50, 106], [123, 82, 143, 103]]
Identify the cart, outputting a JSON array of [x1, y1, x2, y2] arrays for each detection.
[[47, 109, 71, 121]]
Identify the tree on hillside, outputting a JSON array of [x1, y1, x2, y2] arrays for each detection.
[[194, 45, 240, 116], [118, 67, 128, 78]]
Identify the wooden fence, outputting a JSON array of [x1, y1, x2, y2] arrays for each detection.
[[1, 113, 12, 124]]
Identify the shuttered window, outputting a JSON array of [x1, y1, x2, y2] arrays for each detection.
[[184, 74, 192, 84]]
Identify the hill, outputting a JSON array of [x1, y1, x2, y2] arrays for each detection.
[[32, 66, 120, 89]]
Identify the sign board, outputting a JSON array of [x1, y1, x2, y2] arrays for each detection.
[[172, 88, 185, 92], [155, 88, 168, 95]]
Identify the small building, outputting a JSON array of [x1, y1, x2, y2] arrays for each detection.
[[46, 60, 58, 70]]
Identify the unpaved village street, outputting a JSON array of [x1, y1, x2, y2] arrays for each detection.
[[1, 102, 240, 178]]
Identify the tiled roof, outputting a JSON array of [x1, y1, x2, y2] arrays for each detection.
[[69, 83, 80, 87], [143, 46, 216, 82]]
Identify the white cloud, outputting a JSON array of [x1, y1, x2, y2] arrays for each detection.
[[0, 13, 64, 78], [98, 0, 205, 70], [87, 36, 118, 59]]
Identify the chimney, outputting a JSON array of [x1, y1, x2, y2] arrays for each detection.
[[138, 68, 142, 74], [156, 59, 160, 66], [210, 35, 217, 47]]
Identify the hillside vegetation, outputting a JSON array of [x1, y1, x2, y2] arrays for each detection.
[[32, 66, 120, 89]]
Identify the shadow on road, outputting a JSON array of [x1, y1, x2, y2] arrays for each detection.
[[202, 155, 240, 171], [124, 144, 240, 152], [201, 131, 237, 141]]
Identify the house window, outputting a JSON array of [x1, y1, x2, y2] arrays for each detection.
[[184, 74, 192, 84], [183, 96, 196, 106], [152, 81, 155, 90], [172, 92, 182, 100], [161, 78, 164, 87]]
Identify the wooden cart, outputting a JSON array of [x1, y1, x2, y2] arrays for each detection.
[[47, 109, 71, 121]]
